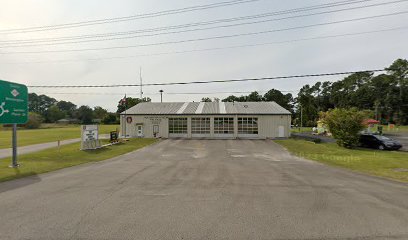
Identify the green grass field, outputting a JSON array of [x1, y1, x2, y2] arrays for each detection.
[[290, 127, 312, 133], [275, 139, 408, 182], [382, 125, 408, 133], [0, 138, 157, 182], [0, 125, 119, 149]]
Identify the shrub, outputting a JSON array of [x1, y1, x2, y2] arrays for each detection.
[[25, 112, 43, 129], [322, 108, 365, 148]]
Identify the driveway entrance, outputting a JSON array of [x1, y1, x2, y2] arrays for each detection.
[[1, 140, 408, 239]]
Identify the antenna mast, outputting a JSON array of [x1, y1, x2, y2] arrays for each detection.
[[139, 67, 143, 100]]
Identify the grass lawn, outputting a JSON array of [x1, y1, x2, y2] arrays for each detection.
[[275, 139, 408, 183], [382, 125, 408, 133], [290, 127, 312, 133], [0, 138, 157, 182], [0, 125, 119, 149]]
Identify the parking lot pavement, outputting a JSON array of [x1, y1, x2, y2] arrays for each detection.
[[1, 139, 408, 240]]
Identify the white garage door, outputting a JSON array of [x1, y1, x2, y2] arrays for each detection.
[[168, 118, 188, 138], [214, 117, 234, 138], [191, 117, 211, 138], [237, 117, 259, 138]]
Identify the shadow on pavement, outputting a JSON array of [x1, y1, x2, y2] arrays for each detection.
[[0, 172, 41, 194]]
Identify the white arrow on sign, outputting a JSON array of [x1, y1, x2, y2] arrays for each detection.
[[0, 102, 10, 117]]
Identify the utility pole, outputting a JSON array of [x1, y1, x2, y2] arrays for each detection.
[[374, 100, 380, 121], [139, 67, 143, 100], [399, 74, 403, 125], [159, 90, 164, 102], [300, 104, 303, 131], [124, 94, 127, 138], [375, 104, 378, 121]]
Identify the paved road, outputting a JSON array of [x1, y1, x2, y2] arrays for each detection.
[[0, 134, 109, 159], [1, 140, 408, 240], [0, 138, 80, 159]]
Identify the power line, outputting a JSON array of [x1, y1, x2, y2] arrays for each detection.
[[28, 69, 387, 88], [2, 0, 405, 48], [3, 26, 407, 64], [0, 0, 386, 45], [0, 0, 260, 34], [2, 11, 406, 55], [32, 90, 296, 96]]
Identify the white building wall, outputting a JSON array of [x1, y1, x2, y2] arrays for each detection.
[[120, 114, 291, 139], [120, 115, 169, 138], [258, 115, 291, 138]]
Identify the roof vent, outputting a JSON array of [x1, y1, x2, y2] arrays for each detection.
[[243, 105, 248, 108]]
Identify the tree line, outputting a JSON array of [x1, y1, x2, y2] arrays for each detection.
[[27, 58, 407, 128], [28, 93, 117, 127], [26, 94, 152, 128], [202, 58, 408, 126]]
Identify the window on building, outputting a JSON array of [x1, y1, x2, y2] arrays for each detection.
[[214, 117, 234, 134], [191, 118, 210, 134], [238, 117, 258, 134], [169, 118, 187, 134]]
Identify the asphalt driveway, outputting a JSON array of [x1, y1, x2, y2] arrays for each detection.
[[1, 139, 408, 240]]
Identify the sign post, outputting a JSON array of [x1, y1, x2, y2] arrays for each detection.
[[0, 80, 29, 168], [12, 124, 18, 167], [81, 125, 101, 150]]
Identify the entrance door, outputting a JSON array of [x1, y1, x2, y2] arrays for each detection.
[[278, 126, 285, 138], [153, 125, 159, 137], [137, 125, 143, 137]]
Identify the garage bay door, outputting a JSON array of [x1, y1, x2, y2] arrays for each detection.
[[237, 117, 259, 138], [191, 118, 211, 138], [168, 118, 188, 138], [214, 117, 234, 138]]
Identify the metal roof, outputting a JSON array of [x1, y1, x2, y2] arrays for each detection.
[[121, 102, 291, 115]]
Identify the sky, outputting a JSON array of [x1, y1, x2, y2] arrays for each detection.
[[0, 0, 407, 112]]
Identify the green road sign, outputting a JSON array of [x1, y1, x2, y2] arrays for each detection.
[[0, 80, 28, 124]]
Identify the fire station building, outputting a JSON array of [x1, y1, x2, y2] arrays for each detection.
[[120, 102, 291, 139]]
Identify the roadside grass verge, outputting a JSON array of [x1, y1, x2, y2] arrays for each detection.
[[0, 138, 157, 182], [275, 139, 408, 182], [0, 125, 119, 149]]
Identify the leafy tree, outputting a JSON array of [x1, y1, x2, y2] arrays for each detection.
[[25, 112, 43, 129], [317, 81, 334, 111], [45, 105, 66, 123], [201, 97, 212, 102], [387, 58, 408, 124], [117, 97, 151, 113], [28, 93, 57, 115], [263, 89, 294, 112], [222, 90, 293, 112], [330, 72, 373, 108], [76, 105, 94, 124], [102, 113, 118, 124], [56, 101, 77, 118], [222, 95, 242, 102], [247, 91, 263, 102], [93, 106, 108, 119], [321, 108, 366, 148], [296, 84, 319, 127]]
